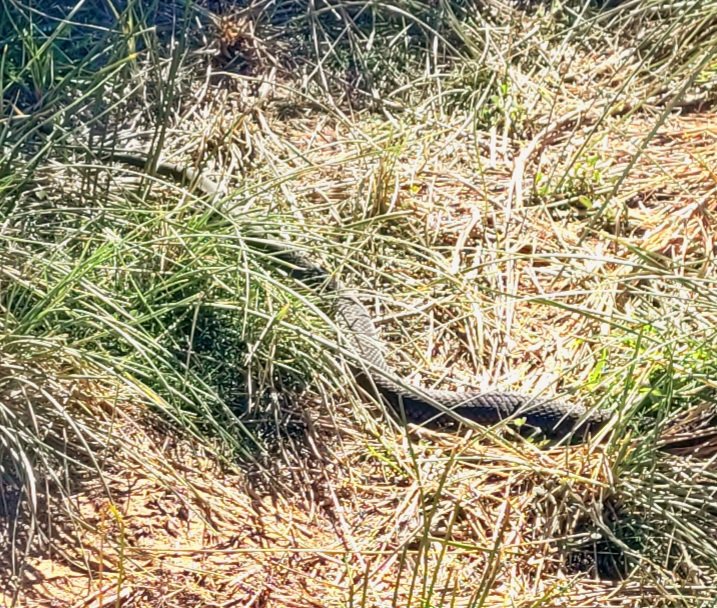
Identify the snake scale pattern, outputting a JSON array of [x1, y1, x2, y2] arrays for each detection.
[[106, 152, 611, 440]]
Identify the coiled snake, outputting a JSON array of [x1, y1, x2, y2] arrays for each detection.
[[105, 152, 611, 440]]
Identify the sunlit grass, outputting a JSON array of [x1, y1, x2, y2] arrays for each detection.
[[2, 0, 717, 605]]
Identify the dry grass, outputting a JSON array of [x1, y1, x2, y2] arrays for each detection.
[[5, 107, 717, 606], [3, 1, 717, 606], [3, 397, 616, 607]]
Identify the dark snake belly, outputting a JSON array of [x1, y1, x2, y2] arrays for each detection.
[[105, 152, 611, 440]]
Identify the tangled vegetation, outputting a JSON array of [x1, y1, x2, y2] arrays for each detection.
[[2, 0, 717, 605]]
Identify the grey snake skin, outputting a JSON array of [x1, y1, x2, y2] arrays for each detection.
[[106, 152, 611, 439]]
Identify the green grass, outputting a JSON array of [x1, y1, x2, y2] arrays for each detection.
[[3, 0, 717, 605]]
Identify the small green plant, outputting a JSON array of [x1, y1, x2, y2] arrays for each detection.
[[534, 152, 612, 218]]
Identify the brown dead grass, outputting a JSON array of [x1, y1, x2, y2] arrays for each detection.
[[2, 392, 621, 608], [4, 7, 717, 605], [5, 103, 716, 607]]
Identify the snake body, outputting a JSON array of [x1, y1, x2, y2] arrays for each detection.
[[106, 152, 610, 439]]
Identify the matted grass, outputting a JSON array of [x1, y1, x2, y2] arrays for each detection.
[[2, 0, 717, 606]]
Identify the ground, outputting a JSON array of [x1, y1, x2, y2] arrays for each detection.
[[2, 1, 717, 606]]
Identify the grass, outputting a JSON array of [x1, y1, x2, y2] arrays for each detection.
[[2, 0, 717, 605]]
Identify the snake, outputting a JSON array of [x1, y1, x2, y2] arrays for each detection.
[[104, 151, 611, 440]]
